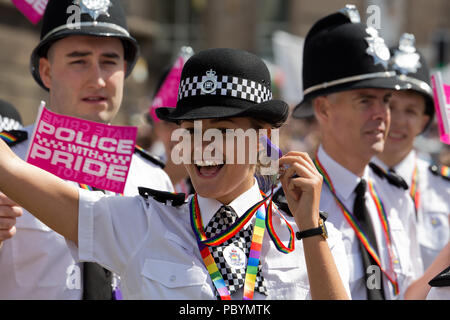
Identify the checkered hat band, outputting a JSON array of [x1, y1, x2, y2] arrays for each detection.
[[178, 75, 273, 104], [0, 116, 22, 131]]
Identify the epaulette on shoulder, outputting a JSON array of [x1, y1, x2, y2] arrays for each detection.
[[138, 187, 186, 207], [0, 130, 28, 147], [428, 266, 450, 287], [369, 162, 409, 190], [272, 187, 292, 217], [134, 146, 165, 169], [429, 164, 450, 182]]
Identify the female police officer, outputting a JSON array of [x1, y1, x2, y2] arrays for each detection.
[[0, 48, 350, 300]]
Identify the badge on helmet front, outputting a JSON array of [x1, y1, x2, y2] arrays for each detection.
[[365, 27, 391, 69], [74, 0, 112, 21], [392, 33, 422, 75]]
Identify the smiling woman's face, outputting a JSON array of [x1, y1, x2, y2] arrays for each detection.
[[383, 90, 429, 156], [180, 117, 266, 204]]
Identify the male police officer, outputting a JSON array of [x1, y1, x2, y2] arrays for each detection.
[[373, 33, 450, 270], [291, 5, 423, 299], [0, 0, 173, 299]]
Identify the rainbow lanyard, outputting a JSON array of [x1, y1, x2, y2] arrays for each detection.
[[0, 132, 18, 144], [190, 190, 294, 300], [314, 156, 400, 296], [409, 159, 420, 213], [442, 166, 450, 176], [79, 183, 124, 196]]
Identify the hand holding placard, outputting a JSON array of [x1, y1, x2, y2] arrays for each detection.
[[26, 102, 137, 193]]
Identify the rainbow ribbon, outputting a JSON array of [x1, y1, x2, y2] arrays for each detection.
[[441, 166, 449, 177], [243, 207, 266, 300], [409, 161, 420, 213], [79, 184, 94, 191], [0, 132, 18, 144], [79, 183, 124, 196], [190, 189, 295, 300], [314, 156, 400, 296], [191, 194, 268, 247], [265, 199, 295, 254]]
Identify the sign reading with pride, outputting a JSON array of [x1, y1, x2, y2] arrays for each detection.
[[26, 102, 137, 193]]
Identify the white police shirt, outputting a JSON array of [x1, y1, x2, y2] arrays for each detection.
[[73, 179, 351, 300], [0, 125, 174, 300], [317, 146, 423, 300], [427, 287, 450, 300], [373, 151, 450, 269]]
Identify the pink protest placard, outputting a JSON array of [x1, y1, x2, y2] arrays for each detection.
[[149, 47, 193, 123], [12, 0, 48, 25], [431, 72, 450, 145], [26, 103, 137, 193]]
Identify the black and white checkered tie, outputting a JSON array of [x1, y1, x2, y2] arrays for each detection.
[[204, 205, 267, 297]]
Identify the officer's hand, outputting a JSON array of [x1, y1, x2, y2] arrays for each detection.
[[0, 192, 23, 248], [279, 152, 323, 231]]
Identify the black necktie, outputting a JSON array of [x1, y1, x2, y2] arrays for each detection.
[[353, 179, 385, 300], [204, 205, 266, 297]]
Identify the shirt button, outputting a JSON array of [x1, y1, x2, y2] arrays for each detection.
[[170, 275, 176, 282]]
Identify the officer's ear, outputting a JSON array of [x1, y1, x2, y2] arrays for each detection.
[[39, 57, 52, 90], [313, 96, 332, 125]]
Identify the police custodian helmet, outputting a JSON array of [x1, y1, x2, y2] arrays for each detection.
[[293, 5, 400, 118], [156, 48, 289, 128], [390, 33, 435, 131], [30, 0, 139, 91]]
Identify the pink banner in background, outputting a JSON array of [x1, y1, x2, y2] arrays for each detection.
[[431, 73, 450, 145], [444, 84, 450, 105], [26, 103, 137, 194], [149, 55, 186, 123], [11, 0, 48, 25]]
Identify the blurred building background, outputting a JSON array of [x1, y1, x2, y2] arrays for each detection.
[[0, 0, 449, 160]]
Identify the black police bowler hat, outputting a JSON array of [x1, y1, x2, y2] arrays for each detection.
[[293, 5, 400, 118], [30, 0, 139, 91], [156, 48, 289, 127], [390, 33, 435, 130], [0, 99, 23, 130]]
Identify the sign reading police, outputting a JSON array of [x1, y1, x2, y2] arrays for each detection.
[[26, 102, 137, 193]]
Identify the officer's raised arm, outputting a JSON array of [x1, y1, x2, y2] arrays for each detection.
[[0, 138, 79, 245]]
